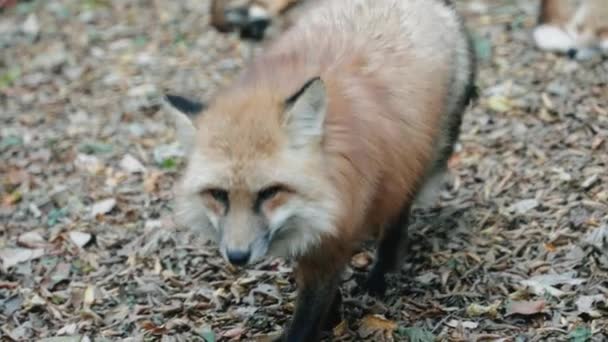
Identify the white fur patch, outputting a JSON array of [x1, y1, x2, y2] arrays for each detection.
[[248, 5, 270, 21], [533, 25, 575, 52], [266, 196, 339, 259]]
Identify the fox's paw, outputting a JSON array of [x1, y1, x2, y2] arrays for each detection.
[[323, 290, 343, 331], [533, 24, 575, 52]]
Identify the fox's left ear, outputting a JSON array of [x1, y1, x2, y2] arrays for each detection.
[[283, 77, 327, 148], [163, 94, 206, 154]]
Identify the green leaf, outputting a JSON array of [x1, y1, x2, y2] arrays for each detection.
[[569, 326, 591, 342], [79, 141, 113, 155], [0, 67, 21, 89], [472, 33, 492, 62], [397, 327, 435, 342], [0, 135, 23, 149], [199, 328, 216, 342], [160, 157, 177, 170], [134, 36, 148, 47], [47, 208, 67, 227]]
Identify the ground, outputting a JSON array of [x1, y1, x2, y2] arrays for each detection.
[[1, 0, 607, 341]]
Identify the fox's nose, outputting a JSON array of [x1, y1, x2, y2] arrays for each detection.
[[226, 249, 251, 266], [567, 48, 577, 59]]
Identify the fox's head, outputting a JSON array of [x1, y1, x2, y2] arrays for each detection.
[[164, 78, 339, 266]]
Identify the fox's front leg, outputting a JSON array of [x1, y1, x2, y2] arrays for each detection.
[[279, 256, 344, 342]]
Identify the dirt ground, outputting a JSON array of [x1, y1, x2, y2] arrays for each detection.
[[1, 0, 607, 341]]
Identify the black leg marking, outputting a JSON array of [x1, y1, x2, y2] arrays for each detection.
[[366, 206, 411, 297], [281, 273, 341, 342]]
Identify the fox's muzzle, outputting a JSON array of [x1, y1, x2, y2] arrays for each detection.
[[220, 230, 270, 266]]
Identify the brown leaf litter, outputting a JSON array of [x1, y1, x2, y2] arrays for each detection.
[[1, 0, 607, 341]]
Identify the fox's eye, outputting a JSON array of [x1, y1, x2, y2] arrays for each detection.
[[202, 188, 229, 205], [257, 185, 286, 203]]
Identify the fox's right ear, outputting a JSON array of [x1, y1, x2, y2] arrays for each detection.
[[163, 94, 205, 154], [283, 77, 327, 148]]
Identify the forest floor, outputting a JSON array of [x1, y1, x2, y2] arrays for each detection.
[[1, 0, 607, 341]]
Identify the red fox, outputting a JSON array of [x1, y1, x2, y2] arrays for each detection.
[[166, 0, 476, 340], [533, 0, 608, 59], [210, 0, 301, 40]]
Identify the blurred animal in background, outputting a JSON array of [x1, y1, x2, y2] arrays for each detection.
[[0, 0, 18, 11], [533, 0, 608, 60], [210, 0, 303, 41]]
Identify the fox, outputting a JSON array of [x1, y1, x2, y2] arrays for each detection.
[[533, 0, 608, 60], [210, 0, 301, 41], [165, 0, 476, 340]]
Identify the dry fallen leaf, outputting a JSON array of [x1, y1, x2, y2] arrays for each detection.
[[415, 272, 438, 285], [243, 283, 282, 306], [358, 314, 397, 338], [83, 285, 97, 307], [56, 323, 78, 336], [74, 154, 103, 174], [119, 154, 146, 173], [505, 300, 546, 316], [398, 327, 435, 342], [2, 190, 22, 207], [333, 320, 348, 337], [575, 295, 606, 318], [140, 320, 168, 335], [446, 320, 479, 330], [584, 225, 608, 249], [91, 198, 116, 217], [0, 248, 45, 270], [17, 231, 46, 248], [520, 272, 586, 298], [487, 95, 512, 112], [221, 326, 246, 338], [466, 301, 500, 318], [509, 199, 538, 215], [68, 231, 92, 248], [351, 251, 372, 269], [143, 171, 163, 193]]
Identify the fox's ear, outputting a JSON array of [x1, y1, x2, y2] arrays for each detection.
[[163, 94, 205, 153], [283, 77, 327, 148]]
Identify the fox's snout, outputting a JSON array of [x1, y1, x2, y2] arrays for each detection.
[[220, 226, 271, 266], [225, 249, 251, 266]]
